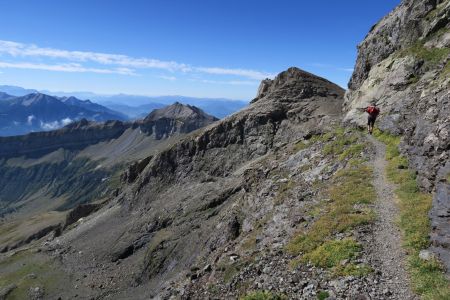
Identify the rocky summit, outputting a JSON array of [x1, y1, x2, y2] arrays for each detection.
[[0, 0, 449, 299]]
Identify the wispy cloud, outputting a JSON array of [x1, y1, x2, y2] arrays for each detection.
[[39, 118, 73, 130], [338, 68, 354, 72], [308, 63, 354, 73], [0, 40, 274, 80], [195, 67, 275, 80], [190, 78, 259, 86], [0, 61, 136, 75], [157, 75, 177, 81], [0, 40, 189, 72], [27, 115, 35, 125]]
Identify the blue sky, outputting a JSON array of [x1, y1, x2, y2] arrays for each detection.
[[0, 0, 400, 100]]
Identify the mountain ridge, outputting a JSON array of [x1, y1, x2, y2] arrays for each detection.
[[0, 85, 248, 119], [0, 92, 126, 136]]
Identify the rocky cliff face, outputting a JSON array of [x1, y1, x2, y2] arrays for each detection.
[[344, 0, 450, 271]]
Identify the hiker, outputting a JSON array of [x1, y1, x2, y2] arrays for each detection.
[[363, 102, 380, 135]]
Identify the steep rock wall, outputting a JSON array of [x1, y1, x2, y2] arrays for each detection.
[[344, 0, 450, 272]]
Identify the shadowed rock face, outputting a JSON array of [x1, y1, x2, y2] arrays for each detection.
[[47, 67, 345, 298], [344, 0, 450, 272]]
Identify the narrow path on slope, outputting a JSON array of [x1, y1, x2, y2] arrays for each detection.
[[367, 134, 417, 299]]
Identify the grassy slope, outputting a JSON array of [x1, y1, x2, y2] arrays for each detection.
[[239, 128, 373, 298], [0, 250, 73, 299], [287, 128, 375, 277]]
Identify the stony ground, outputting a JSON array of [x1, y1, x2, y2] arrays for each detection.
[[0, 130, 419, 300], [364, 135, 417, 300], [164, 132, 417, 300]]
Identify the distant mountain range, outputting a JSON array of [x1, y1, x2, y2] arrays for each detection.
[[0, 102, 218, 223], [0, 85, 248, 120], [0, 92, 126, 136]]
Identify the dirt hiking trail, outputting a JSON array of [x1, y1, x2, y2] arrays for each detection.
[[366, 134, 417, 299]]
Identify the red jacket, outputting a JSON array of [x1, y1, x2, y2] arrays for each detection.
[[365, 105, 380, 117]]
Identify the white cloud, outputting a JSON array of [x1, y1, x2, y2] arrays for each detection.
[[0, 40, 275, 80], [27, 115, 35, 125], [195, 67, 274, 80], [40, 117, 73, 130], [157, 75, 177, 81], [61, 117, 73, 126], [308, 63, 354, 73], [40, 120, 60, 130], [191, 79, 259, 86], [0, 61, 136, 75], [338, 68, 354, 72], [0, 40, 189, 72]]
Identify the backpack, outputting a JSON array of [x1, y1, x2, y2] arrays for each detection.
[[367, 106, 379, 115]]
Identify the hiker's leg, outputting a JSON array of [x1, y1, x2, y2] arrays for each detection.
[[368, 116, 375, 134]]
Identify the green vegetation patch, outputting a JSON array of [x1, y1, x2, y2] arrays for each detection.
[[295, 127, 365, 162], [217, 259, 251, 283], [287, 164, 376, 256], [441, 60, 450, 80], [240, 290, 287, 300], [396, 29, 450, 74], [287, 154, 376, 275], [317, 290, 330, 300], [321, 129, 365, 161], [0, 251, 68, 299], [302, 238, 361, 268], [373, 129, 450, 299], [334, 263, 373, 277]]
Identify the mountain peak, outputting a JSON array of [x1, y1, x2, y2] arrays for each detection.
[[144, 102, 218, 123], [140, 103, 218, 139], [252, 67, 345, 103], [19, 93, 61, 106]]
